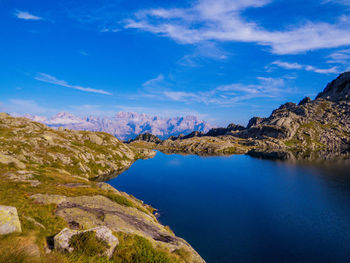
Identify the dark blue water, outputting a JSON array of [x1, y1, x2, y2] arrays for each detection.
[[108, 152, 350, 263]]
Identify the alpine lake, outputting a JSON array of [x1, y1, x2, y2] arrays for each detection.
[[108, 152, 350, 263]]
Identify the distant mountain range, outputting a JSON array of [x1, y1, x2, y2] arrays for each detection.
[[22, 112, 213, 140]]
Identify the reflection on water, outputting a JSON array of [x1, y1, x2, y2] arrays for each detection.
[[108, 152, 350, 263]]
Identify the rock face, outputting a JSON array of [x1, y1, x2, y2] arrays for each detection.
[[206, 123, 245, 136], [22, 112, 213, 140], [316, 71, 350, 101], [235, 72, 350, 155], [54, 226, 119, 258], [0, 206, 22, 235], [131, 133, 162, 144]]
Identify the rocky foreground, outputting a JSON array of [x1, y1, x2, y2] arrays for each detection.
[[0, 113, 204, 263], [130, 72, 350, 161]]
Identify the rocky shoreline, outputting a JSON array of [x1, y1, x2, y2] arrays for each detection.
[[129, 72, 350, 162]]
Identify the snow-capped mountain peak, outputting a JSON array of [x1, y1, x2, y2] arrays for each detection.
[[23, 111, 213, 140]]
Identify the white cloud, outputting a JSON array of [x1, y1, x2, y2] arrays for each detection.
[[304, 65, 339, 74], [35, 73, 112, 95], [124, 0, 350, 55], [271, 61, 303, 70], [271, 60, 339, 74], [14, 10, 42, 20]]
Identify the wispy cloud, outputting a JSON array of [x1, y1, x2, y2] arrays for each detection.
[[322, 0, 350, 6], [14, 10, 42, 20], [123, 0, 350, 55], [178, 42, 228, 67], [79, 50, 88, 56], [35, 73, 112, 95], [142, 74, 165, 88], [141, 76, 291, 106], [327, 49, 350, 64], [271, 61, 339, 74]]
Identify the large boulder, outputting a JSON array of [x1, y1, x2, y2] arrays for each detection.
[[54, 226, 118, 258], [87, 134, 104, 145], [0, 206, 22, 235]]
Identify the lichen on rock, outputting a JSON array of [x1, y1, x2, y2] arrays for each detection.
[[0, 205, 22, 235]]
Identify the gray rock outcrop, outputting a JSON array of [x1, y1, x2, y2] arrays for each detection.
[[54, 226, 119, 258]]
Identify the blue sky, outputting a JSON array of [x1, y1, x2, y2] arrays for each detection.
[[1, 0, 350, 126]]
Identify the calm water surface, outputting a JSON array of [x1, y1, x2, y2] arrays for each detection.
[[108, 152, 350, 263]]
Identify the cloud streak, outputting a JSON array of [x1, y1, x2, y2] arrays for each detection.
[[271, 61, 339, 74], [35, 73, 112, 95], [124, 0, 350, 55], [14, 10, 42, 20], [327, 49, 350, 64]]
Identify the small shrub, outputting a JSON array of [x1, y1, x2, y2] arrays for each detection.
[[69, 231, 109, 257]]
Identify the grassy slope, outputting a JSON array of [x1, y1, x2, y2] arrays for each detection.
[[0, 114, 190, 263]]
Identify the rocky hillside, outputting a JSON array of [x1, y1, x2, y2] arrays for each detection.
[[23, 112, 212, 141], [130, 72, 350, 160], [0, 113, 156, 179], [0, 113, 204, 263]]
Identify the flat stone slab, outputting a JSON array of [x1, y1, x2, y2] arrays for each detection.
[[0, 206, 22, 235]]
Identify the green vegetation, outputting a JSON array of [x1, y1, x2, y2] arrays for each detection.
[[0, 233, 113, 263], [112, 233, 179, 263], [106, 193, 154, 215], [0, 232, 187, 263], [106, 193, 134, 208], [69, 231, 109, 256], [174, 248, 191, 263]]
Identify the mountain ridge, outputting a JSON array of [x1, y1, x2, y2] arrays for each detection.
[[21, 112, 213, 141]]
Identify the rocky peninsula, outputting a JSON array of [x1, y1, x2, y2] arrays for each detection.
[[0, 113, 204, 263]]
